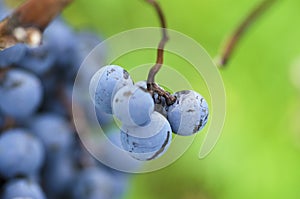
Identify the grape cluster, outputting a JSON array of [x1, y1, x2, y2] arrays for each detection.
[[0, 3, 130, 199], [90, 65, 209, 161]]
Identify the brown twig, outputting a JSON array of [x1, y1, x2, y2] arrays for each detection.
[[145, 0, 176, 105], [218, 0, 277, 67], [146, 0, 168, 85], [0, 0, 73, 50]]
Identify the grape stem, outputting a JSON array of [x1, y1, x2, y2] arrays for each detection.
[[0, 0, 73, 50], [145, 0, 177, 105], [218, 0, 277, 67]]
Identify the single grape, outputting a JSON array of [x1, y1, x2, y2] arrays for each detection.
[[71, 167, 115, 199], [89, 65, 133, 114], [0, 129, 45, 178], [28, 113, 74, 158], [2, 179, 46, 199], [120, 112, 172, 161], [0, 69, 43, 119], [167, 90, 209, 136], [112, 84, 154, 127]]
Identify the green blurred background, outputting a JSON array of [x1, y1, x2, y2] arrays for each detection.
[[62, 0, 300, 198]]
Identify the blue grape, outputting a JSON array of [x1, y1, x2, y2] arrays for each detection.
[[0, 69, 43, 119], [112, 84, 154, 126], [121, 112, 172, 161], [18, 45, 56, 76], [89, 65, 133, 114], [99, 126, 142, 171], [71, 167, 115, 199], [2, 179, 46, 199], [0, 44, 27, 68], [44, 18, 78, 68], [28, 113, 74, 157], [0, 129, 45, 178], [167, 90, 209, 136], [43, 155, 77, 199]]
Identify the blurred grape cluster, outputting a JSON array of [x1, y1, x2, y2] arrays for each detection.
[[0, 2, 130, 199]]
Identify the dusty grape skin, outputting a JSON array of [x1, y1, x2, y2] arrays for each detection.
[[0, 129, 45, 178], [120, 112, 172, 161], [89, 65, 133, 114], [112, 84, 154, 127], [167, 90, 209, 136], [0, 69, 43, 119]]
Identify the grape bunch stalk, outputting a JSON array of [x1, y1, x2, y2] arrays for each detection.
[[88, 0, 277, 161], [89, 0, 210, 161]]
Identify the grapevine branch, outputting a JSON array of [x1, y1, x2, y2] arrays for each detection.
[[145, 0, 176, 105], [0, 0, 73, 50], [218, 0, 277, 67]]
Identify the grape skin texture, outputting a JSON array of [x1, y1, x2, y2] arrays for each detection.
[[0, 69, 43, 119], [2, 179, 46, 199], [89, 65, 133, 114], [0, 129, 45, 178], [113, 85, 154, 126], [120, 112, 172, 161], [167, 90, 209, 136]]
